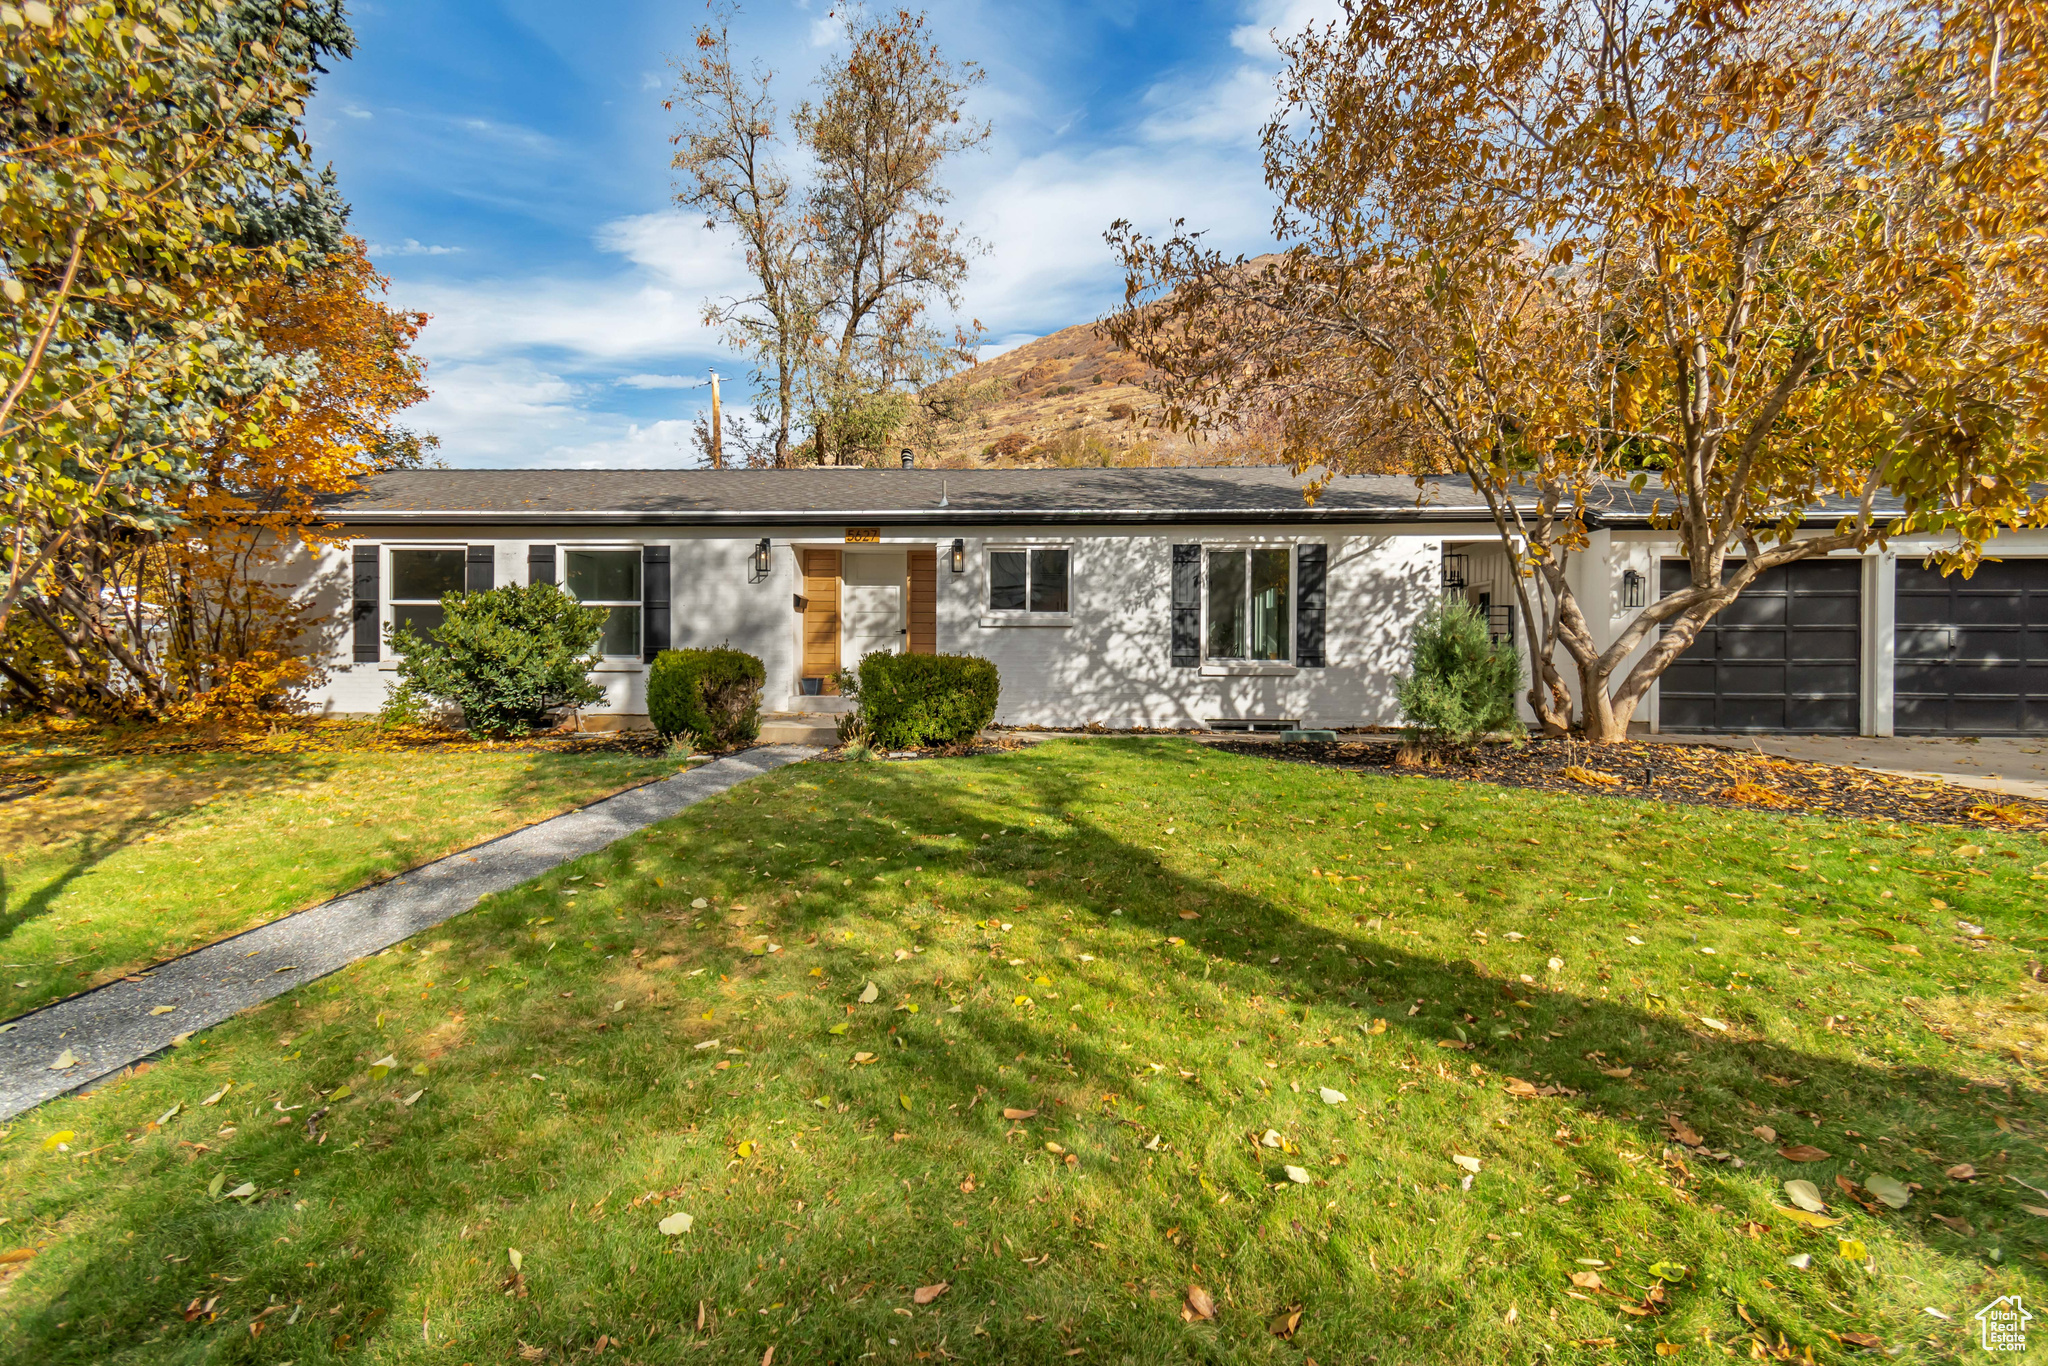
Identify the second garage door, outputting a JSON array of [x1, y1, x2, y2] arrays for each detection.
[[1896, 559, 2048, 734], [1658, 558, 1862, 733]]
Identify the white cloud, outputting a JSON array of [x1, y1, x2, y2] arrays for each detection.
[[1229, 0, 1345, 57], [408, 358, 705, 469], [976, 333, 1038, 361], [616, 373, 709, 390], [371, 238, 464, 258], [539, 418, 701, 469], [809, 16, 838, 46], [341, 103, 373, 120]]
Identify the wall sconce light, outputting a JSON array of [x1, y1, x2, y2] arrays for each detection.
[[949, 538, 966, 574], [1440, 551, 1469, 594], [1621, 567, 1646, 610], [749, 537, 771, 582]]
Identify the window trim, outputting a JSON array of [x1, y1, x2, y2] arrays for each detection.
[[557, 542, 646, 663], [980, 540, 1075, 628], [384, 543, 468, 667], [1198, 541, 1299, 675]]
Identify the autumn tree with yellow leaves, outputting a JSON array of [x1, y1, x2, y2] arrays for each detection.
[[1106, 0, 2048, 740]]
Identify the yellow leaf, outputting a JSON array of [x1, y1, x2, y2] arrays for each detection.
[[149, 1005, 176, 1016], [327, 1085, 351, 1102], [1838, 1237, 1868, 1261], [368, 1055, 397, 1079], [736, 1141, 754, 1158], [1772, 1204, 1844, 1229], [899, 1093, 913, 1111], [658, 1211, 694, 1235], [41, 1130, 74, 1152]]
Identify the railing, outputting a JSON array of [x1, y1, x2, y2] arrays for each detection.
[[1486, 603, 1516, 647]]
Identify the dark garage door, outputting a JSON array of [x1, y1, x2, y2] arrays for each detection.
[[1896, 559, 2048, 734], [1659, 558, 1862, 732]]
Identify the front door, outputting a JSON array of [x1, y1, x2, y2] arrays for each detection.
[[841, 550, 906, 665]]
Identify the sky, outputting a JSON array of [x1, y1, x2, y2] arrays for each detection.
[[304, 0, 1338, 469]]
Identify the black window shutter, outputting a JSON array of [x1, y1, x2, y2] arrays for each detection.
[[1295, 542, 1327, 667], [352, 544, 380, 663], [466, 544, 494, 593], [1171, 544, 1201, 667], [527, 544, 555, 586], [642, 544, 671, 662]]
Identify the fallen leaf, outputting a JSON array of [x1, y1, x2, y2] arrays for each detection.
[[858, 982, 879, 1004], [202, 1084, 232, 1106], [658, 1212, 694, 1235], [1784, 1180, 1828, 1212], [693, 1038, 721, 1051], [1698, 1017, 1728, 1032], [1837, 1331, 1882, 1349], [1570, 1270, 1605, 1291], [400, 1089, 425, 1107], [326, 1085, 351, 1103], [1600, 1066, 1633, 1078], [1862, 1173, 1912, 1209], [1318, 1087, 1348, 1105], [1002, 1108, 1038, 1120], [1261, 1129, 1283, 1148], [827, 1023, 848, 1035], [1932, 1212, 1975, 1237], [899, 1093, 913, 1112], [1547, 957, 1564, 971], [508, 1248, 523, 1272], [519, 1343, 547, 1361], [41, 1130, 74, 1152], [1183, 1284, 1216, 1322], [1786, 1253, 1813, 1270], [150, 1005, 176, 1016], [1753, 1125, 1778, 1143], [1838, 1237, 1868, 1261], [1269, 1308, 1302, 1339], [736, 1141, 755, 1158], [48, 1049, 78, 1071], [852, 1052, 876, 1064], [1773, 1204, 1845, 1229], [1648, 1261, 1689, 1281], [2021, 1205, 2048, 1218], [1656, 1343, 1684, 1357], [1284, 1165, 1311, 1184], [1777, 1144, 1830, 1162], [1453, 1154, 1482, 1173], [224, 1182, 255, 1200], [0, 1249, 32, 1265], [368, 1055, 397, 1079], [1946, 1163, 1978, 1180], [1666, 1116, 1703, 1147], [912, 1282, 949, 1305]]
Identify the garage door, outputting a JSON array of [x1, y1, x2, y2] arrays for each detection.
[[1896, 559, 2048, 734], [1658, 558, 1862, 733]]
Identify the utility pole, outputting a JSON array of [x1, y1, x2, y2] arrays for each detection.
[[708, 368, 724, 469]]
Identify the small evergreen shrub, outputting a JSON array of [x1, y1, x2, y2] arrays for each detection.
[[1397, 598, 1524, 744], [856, 651, 999, 749], [387, 583, 606, 736], [647, 646, 765, 748]]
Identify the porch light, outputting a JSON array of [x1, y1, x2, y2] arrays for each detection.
[[1621, 567, 1646, 610], [949, 538, 966, 574], [750, 537, 771, 581], [1440, 552, 1469, 594]]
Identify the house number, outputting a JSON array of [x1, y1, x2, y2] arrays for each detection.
[[844, 527, 880, 543]]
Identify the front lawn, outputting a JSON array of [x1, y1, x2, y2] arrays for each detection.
[[0, 726, 680, 1019], [5, 737, 2045, 1364]]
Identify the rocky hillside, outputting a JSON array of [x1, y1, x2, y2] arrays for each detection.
[[919, 320, 1272, 469]]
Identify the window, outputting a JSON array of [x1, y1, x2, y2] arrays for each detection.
[[564, 549, 642, 657], [1205, 547, 1291, 661], [988, 546, 1070, 614], [389, 548, 465, 639]]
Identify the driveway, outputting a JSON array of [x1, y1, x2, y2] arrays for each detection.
[[1640, 732, 2048, 802]]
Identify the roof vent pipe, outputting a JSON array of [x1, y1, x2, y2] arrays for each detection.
[[900, 448, 914, 469]]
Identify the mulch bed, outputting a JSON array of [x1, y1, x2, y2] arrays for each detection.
[[1217, 736, 2048, 832]]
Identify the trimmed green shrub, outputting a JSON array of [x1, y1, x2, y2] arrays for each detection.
[[1398, 598, 1525, 743], [387, 583, 606, 736], [856, 651, 999, 749], [647, 646, 765, 748]]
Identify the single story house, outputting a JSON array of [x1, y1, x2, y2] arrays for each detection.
[[288, 464, 2048, 737]]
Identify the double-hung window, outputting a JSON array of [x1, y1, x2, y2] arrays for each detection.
[[1205, 546, 1292, 663], [389, 548, 466, 640], [564, 549, 642, 658], [987, 545, 1070, 616]]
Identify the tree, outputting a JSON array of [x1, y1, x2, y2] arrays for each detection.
[[1105, 0, 2048, 740], [5, 233, 432, 717], [668, 4, 813, 467], [667, 5, 987, 468], [0, 0, 338, 639]]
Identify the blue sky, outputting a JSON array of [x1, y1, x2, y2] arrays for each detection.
[[306, 0, 1335, 468]]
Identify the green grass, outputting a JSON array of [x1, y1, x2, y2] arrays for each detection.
[[5, 737, 2046, 1365], [0, 733, 678, 1017]]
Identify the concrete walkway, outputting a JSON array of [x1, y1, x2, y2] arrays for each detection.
[[1641, 733, 2048, 802], [0, 744, 819, 1121]]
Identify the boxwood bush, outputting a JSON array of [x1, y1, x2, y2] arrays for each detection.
[[386, 583, 605, 736], [1397, 597, 1524, 744], [856, 651, 999, 749], [647, 646, 765, 748]]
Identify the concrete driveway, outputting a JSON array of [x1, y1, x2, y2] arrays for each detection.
[[1641, 732, 2048, 802]]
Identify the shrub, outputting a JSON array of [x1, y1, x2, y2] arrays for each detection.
[[856, 651, 999, 749], [987, 432, 1029, 459], [647, 646, 765, 748], [388, 583, 606, 736], [1397, 598, 1524, 744]]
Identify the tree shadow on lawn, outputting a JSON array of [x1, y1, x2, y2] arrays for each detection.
[[16, 741, 2045, 1364]]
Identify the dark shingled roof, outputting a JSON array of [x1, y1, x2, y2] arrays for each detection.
[[316, 465, 1902, 528]]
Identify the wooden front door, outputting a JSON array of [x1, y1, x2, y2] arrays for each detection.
[[801, 548, 841, 688], [907, 547, 936, 654]]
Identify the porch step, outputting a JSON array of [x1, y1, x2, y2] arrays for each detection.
[[759, 719, 842, 746]]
